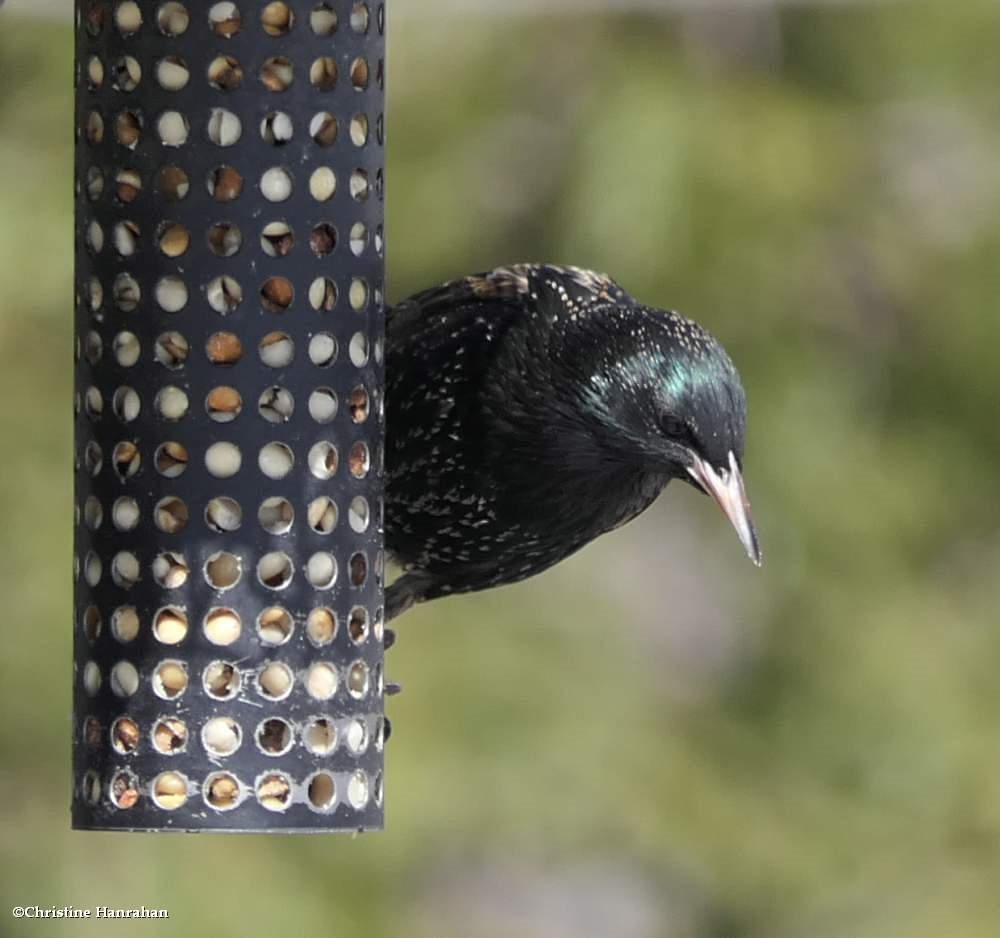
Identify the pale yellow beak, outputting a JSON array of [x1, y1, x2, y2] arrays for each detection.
[[687, 450, 762, 566]]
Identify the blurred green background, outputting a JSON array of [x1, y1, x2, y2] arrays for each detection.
[[3, 1, 1000, 935]]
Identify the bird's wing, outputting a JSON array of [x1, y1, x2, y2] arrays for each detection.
[[386, 266, 530, 344], [386, 270, 537, 565], [386, 264, 635, 494], [386, 265, 636, 559], [387, 264, 631, 338], [387, 267, 533, 379]]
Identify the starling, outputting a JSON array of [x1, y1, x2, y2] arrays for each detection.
[[385, 264, 760, 621]]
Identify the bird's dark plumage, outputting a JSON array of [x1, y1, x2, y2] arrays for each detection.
[[385, 264, 759, 620]]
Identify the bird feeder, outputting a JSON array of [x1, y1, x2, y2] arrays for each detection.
[[73, 0, 386, 832]]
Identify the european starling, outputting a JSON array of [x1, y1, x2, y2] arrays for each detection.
[[386, 264, 760, 621]]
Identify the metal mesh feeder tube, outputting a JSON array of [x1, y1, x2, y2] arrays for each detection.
[[73, 0, 386, 832]]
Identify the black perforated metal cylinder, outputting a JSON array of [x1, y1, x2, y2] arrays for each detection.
[[73, 0, 386, 832]]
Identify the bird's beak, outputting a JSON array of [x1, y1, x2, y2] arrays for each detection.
[[686, 450, 762, 566]]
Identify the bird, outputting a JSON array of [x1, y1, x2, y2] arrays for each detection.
[[384, 263, 760, 622]]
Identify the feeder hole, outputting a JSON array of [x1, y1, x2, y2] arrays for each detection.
[[306, 608, 337, 646], [260, 57, 293, 93], [83, 718, 102, 748], [256, 773, 291, 811], [208, 55, 243, 91], [258, 552, 294, 590], [112, 770, 141, 809], [306, 662, 338, 700], [256, 717, 293, 755], [111, 716, 140, 754], [110, 660, 140, 698], [158, 165, 190, 200], [205, 772, 241, 810], [206, 386, 243, 423], [257, 606, 293, 644], [154, 496, 188, 534], [152, 660, 189, 699], [83, 605, 102, 641], [307, 496, 338, 534], [308, 441, 338, 480], [304, 717, 337, 755], [261, 2, 293, 36], [349, 495, 370, 533], [206, 331, 243, 363], [261, 276, 293, 312], [114, 1, 142, 35], [157, 110, 189, 147], [310, 4, 338, 36], [153, 606, 189, 644], [152, 717, 188, 754], [84, 550, 102, 586], [347, 660, 369, 699], [205, 442, 242, 478], [310, 57, 337, 91], [154, 276, 188, 313], [309, 333, 337, 366], [111, 550, 140, 589], [351, 3, 370, 33], [258, 386, 294, 423], [349, 606, 369, 643], [261, 221, 294, 257], [202, 716, 242, 756], [258, 496, 294, 535], [307, 772, 337, 811], [152, 551, 189, 589], [259, 331, 294, 367], [308, 277, 338, 312], [306, 552, 338, 589], [156, 221, 190, 258], [310, 168, 336, 202], [258, 442, 294, 479], [156, 56, 190, 91], [309, 111, 338, 147], [112, 386, 141, 423], [208, 108, 242, 147], [155, 441, 190, 478], [208, 275, 243, 315], [152, 771, 188, 810], [205, 496, 243, 532], [205, 551, 242, 590], [204, 661, 241, 699], [345, 718, 368, 754], [112, 605, 140, 642], [154, 331, 189, 369], [349, 441, 370, 478], [209, 2, 241, 37], [257, 662, 294, 699], [208, 165, 243, 202], [347, 770, 369, 809], [261, 111, 293, 145], [83, 660, 101, 696], [350, 552, 368, 587], [113, 331, 140, 366], [204, 608, 241, 646], [157, 2, 189, 37]]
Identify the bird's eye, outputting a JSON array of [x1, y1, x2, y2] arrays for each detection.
[[659, 414, 691, 441]]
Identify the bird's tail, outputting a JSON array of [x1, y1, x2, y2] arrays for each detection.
[[385, 570, 435, 621]]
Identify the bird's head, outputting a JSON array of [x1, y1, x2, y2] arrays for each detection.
[[575, 305, 762, 566]]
